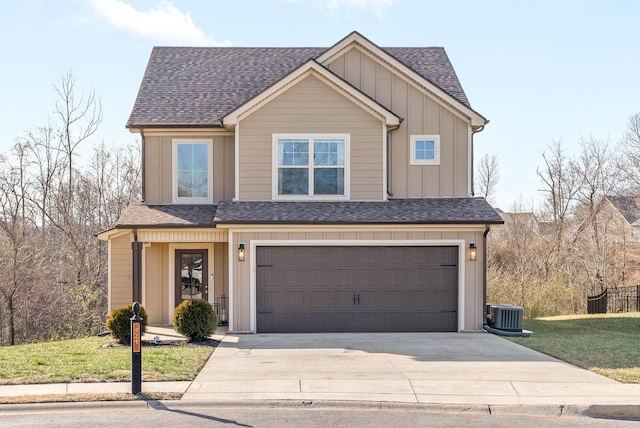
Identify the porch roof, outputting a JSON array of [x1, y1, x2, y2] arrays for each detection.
[[116, 204, 217, 227], [214, 198, 503, 225]]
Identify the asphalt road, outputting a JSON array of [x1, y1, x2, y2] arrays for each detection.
[[0, 402, 637, 427]]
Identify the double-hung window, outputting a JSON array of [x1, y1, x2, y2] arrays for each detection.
[[273, 134, 349, 199], [410, 135, 440, 165], [172, 139, 213, 204]]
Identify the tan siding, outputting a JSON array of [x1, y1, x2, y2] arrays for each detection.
[[455, 117, 469, 196], [110, 233, 132, 311], [229, 227, 486, 332], [144, 136, 162, 204], [144, 134, 234, 204], [238, 74, 384, 201], [325, 46, 472, 198], [144, 243, 164, 324]]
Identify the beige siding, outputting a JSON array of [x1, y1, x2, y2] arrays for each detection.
[[229, 227, 486, 332], [144, 243, 166, 324], [144, 134, 235, 204], [109, 233, 132, 312], [326, 46, 471, 198], [238, 74, 384, 201]]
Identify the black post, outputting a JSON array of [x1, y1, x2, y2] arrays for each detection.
[[131, 302, 142, 395]]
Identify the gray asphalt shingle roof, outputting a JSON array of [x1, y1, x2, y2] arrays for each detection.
[[214, 198, 503, 225], [114, 198, 502, 228], [127, 39, 472, 128], [606, 195, 640, 225], [116, 204, 217, 227]]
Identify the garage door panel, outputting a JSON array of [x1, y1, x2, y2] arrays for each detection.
[[256, 246, 458, 333]]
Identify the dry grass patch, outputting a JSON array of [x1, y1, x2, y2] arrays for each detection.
[[0, 392, 182, 405]]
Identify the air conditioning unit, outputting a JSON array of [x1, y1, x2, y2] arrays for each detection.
[[489, 305, 523, 332]]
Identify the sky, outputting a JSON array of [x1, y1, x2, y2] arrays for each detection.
[[1, 0, 639, 210]]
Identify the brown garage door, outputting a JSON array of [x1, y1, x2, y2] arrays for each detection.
[[256, 246, 458, 333]]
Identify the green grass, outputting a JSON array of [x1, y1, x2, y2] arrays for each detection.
[[509, 312, 640, 383], [0, 336, 214, 385]]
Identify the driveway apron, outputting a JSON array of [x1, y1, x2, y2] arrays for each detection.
[[182, 332, 640, 405]]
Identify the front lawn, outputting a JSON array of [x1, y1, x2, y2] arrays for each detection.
[[508, 312, 640, 383], [0, 336, 215, 385]]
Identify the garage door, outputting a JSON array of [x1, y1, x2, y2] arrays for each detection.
[[256, 246, 458, 333]]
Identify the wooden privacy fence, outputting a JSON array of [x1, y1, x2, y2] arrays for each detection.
[[587, 285, 640, 314]]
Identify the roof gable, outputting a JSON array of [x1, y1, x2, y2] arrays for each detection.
[[126, 32, 483, 129], [606, 195, 640, 224], [317, 31, 486, 128], [223, 59, 400, 127]]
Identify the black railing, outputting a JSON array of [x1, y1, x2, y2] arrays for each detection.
[[587, 285, 640, 314]]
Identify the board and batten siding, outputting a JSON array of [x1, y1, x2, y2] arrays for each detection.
[[109, 233, 132, 313], [238, 74, 385, 201], [228, 227, 486, 333], [326, 46, 471, 198], [144, 134, 235, 204]]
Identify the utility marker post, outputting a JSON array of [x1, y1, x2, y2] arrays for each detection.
[[131, 301, 142, 395]]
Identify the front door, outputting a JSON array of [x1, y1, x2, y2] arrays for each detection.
[[175, 250, 209, 307]]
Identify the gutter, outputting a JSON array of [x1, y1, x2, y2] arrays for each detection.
[[470, 123, 487, 197], [386, 121, 403, 198], [140, 128, 146, 202], [482, 224, 490, 321]]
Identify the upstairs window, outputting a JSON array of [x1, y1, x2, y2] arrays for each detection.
[[410, 135, 440, 165], [172, 139, 213, 204], [273, 134, 349, 199]]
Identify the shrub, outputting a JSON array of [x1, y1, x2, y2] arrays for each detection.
[[173, 299, 217, 342], [106, 304, 148, 344]]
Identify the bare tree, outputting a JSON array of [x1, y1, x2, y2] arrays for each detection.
[[0, 145, 34, 345], [619, 111, 640, 190], [476, 153, 500, 204], [0, 71, 140, 345]]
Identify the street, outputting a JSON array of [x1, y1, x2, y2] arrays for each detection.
[[0, 401, 637, 427]]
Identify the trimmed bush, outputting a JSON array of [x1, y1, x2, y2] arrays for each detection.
[[173, 299, 217, 342], [106, 304, 148, 344]]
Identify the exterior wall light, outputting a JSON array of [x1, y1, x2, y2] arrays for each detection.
[[469, 242, 477, 261], [238, 243, 245, 261]]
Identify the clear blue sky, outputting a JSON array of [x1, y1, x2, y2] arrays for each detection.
[[2, 0, 639, 209]]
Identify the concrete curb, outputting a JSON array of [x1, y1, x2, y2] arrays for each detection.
[[2, 398, 638, 421], [0, 400, 600, 419], [585, 404, 640, 421]]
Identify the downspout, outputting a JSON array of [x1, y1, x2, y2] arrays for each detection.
[[482, 224, 491, 323], [140, 128, 146, 203], [386, 121, 402, 198], [132, 228, 143, 304], [470, 124, 486, 197]]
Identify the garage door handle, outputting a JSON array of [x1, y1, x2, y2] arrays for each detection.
[[353, 293, 360, 305], [357, 293, 360, 305], [353, 294, 356, 305]]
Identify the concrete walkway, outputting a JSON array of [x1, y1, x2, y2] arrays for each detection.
[[183, 331, 640, 407]]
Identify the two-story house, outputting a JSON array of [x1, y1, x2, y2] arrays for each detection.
[[98, 32, 503, 333]]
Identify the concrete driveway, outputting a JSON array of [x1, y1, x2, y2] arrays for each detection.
[[182, 332, 640, 406]]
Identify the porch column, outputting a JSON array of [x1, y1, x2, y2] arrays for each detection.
[[132, 239, 143, 304]]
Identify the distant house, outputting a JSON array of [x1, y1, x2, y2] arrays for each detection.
[[603, 195, 640, 240], [492, 208, 539, 240], [97, 31, 503, 334]]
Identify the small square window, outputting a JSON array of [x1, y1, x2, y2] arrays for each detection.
[[410, 135, 440, 165]]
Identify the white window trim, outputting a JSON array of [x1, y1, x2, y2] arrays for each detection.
[[272, 133, 350, 200], [410, 134, 440, 166], [172, 139, 214, 204]]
